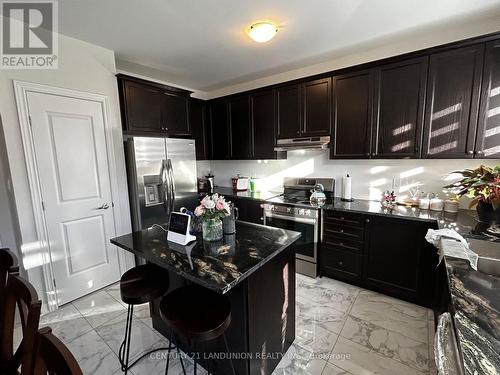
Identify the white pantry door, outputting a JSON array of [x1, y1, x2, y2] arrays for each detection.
[[27, 91, 120, 305]]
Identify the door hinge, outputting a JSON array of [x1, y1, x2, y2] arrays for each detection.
[[52, 278, 56, 289], [41, 201, 45, 211], [112, 202, 114, 207], [28, 115, 33, 127]]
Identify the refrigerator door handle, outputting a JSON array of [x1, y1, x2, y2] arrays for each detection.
[[166, 158, 175, 213], [161, 159, 171, 214]]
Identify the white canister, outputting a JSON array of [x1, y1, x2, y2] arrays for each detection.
[[419, 198, 430, 210], [444, 200, 459, 213], [430, 197, 444, 211]]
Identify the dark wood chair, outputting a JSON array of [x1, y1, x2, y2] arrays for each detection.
[[0, 273, 42, 375], [33, 327, 83, 375], [159, 284, 234, 375]]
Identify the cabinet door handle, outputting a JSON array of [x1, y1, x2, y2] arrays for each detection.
[[476, 150, 484, 155], [366, 218, 370, 223], [338, 261, 344, 266], [467, 150, 474, 154]]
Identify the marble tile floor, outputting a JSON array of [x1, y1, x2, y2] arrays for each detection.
[[19, 274, 436, 375]]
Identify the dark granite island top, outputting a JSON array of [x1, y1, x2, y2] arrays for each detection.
[[111, 220, 300, 294], [441, 240, 500, 375]]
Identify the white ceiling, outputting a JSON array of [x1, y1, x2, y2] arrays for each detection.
[[59, 0, 500, 92]]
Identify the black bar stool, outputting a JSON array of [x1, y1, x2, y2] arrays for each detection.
[[159, 284, 235, 375], [118, 263, 172, 374]]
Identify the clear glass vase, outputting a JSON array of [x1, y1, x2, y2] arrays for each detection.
[[202, 218, 223, 242]]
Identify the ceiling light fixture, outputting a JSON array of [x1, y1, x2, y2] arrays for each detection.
[[247, 21, 279, 43]]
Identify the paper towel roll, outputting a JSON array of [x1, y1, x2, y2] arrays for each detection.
[[342, 174, 353, 201]]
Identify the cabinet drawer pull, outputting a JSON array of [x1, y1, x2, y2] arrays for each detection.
[[326, 216, 361, 226], [325, 229, 358, 238], [325, 241, 358, 251]]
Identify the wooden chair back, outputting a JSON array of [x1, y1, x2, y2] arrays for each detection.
[[33, 327, 83, 375], [0, 273, 42, 375], [1, 248, 19, 293]]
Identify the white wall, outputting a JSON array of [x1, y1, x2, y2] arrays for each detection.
[[0, 33, 134, 307], [206, 13, 500, 98], [0, 116, 23, 274], [198, 154, 496, 208]]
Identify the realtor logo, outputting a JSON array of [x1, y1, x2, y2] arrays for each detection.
[[1, 0, 58, 69]]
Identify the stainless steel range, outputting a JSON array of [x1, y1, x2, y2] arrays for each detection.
[[263, 177, 335, 278]]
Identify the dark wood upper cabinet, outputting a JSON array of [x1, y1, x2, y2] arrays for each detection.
[[117, 74, 192, 135], [373, 57, 428, 158], [229, 96, 252, 159], [476, 39, 500, 159], [302, 78, 331, 136], [209, 100, 230, 160], [276, 84, 301, 139], [162, 92, 189, 135], [331, 70, 374, 158], [189, 99, 208, 160], [422, 45, 484, 158], [120, 80, 164, 132], [251, 90, 278, 159]]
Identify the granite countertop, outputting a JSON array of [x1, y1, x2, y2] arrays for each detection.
[[211, 192, 499, 242], [211, 186, 283, 201], [111, 221, 300, 294], [441, 239, 500, 375]]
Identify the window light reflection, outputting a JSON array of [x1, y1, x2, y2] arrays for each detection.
[[431, 103, 462, 120]]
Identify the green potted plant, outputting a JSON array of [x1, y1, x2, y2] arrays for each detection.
[[444, 165, 500, 223]]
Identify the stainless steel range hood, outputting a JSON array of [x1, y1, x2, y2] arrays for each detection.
[[274, 136, 330, 151]]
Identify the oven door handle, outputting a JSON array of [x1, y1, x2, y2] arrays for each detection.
[[264, 212, 317, 225]]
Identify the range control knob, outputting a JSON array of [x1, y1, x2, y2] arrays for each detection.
[[286, 207, 292, 213], [298, 209, 305, 215], [305, 210, 311, 216]]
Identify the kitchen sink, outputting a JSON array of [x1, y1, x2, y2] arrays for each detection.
[[468, 239, 500, 278], [477, 257, 500, 277]]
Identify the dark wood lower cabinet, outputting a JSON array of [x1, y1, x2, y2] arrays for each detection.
[[364, 216, 438, 305], [320, 210, 439, 307], [228, 196, 264, 225]]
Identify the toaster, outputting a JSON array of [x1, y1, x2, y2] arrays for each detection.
[[232, 176, 249, 191]]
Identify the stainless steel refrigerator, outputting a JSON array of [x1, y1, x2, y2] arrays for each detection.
[[124, 137, 198, 231]]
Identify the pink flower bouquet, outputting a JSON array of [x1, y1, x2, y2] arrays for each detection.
[[194, 193, 230, 221]]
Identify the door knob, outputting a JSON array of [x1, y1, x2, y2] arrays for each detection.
[[97, 203, 109, 210]]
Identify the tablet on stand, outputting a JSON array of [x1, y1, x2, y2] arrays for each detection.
[[167, 212, 197, 245]]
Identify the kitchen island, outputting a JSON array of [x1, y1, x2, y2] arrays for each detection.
[[111, 221, 300, 375]]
